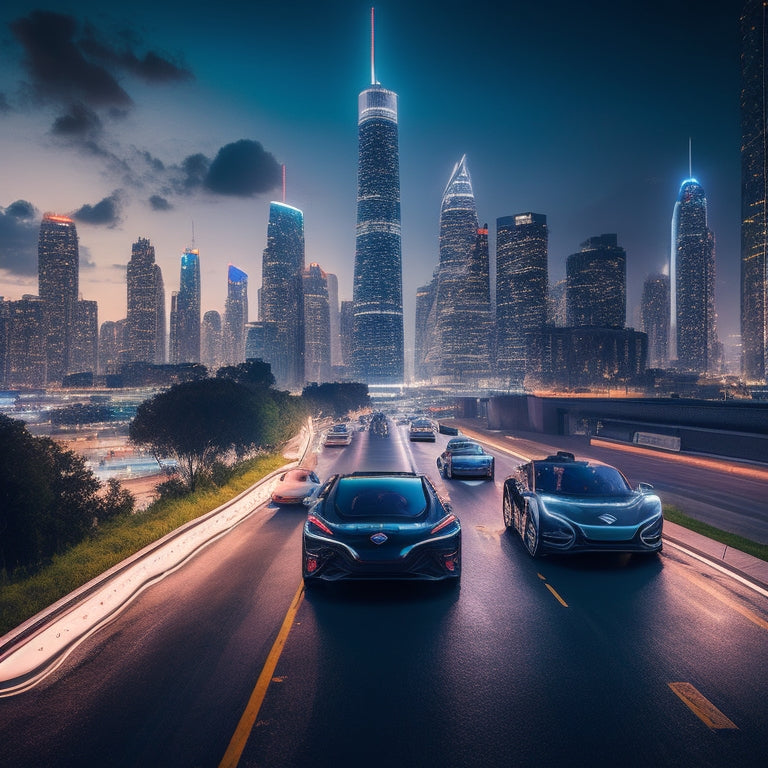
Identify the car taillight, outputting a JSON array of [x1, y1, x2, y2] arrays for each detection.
[[443, 552, 459, 571], [431, 514, 457, 534], [307, 514, 333, 536], [305, 555, 319, 573]]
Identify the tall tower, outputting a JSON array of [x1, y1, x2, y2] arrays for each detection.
[[432, 156, 482, 381], [261, 202, 305, 389], [201, 310, 222, 372], [170, 247, 201, 364], [641, 273, 670, 369], [741, 0, 768, 383], [672, 179, 717, 373], [126, 237, 165, 364], [223, 265, 248, 366], [566, 234, 626, 329], [352, 8, 404, 384], [303, 263, 332, 383], [496, 213, 549, 386], [38, 213, 79, 383]]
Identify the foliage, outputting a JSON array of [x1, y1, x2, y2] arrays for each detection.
[[216, 358, 276, 390], [0, 414, 133, 577], [99, 478, 136, 522], [301, 381, 370, 418]]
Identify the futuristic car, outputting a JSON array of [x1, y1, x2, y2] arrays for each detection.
[[409, 418, 436, 441], [324, 424, 353, 446], [302, 471, 461, 584], [437, 440, 495, 480], [271, 468, 322, 505], [502, 451, 663, 557]]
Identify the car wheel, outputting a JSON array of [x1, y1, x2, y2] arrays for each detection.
[[523, 512, 540, 558], [502, 491, 513, 528]]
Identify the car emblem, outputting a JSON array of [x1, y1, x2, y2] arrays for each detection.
[[370, 532, 388, 545], [598, 513, 618, 525]]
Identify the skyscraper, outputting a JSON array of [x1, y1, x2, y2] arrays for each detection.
[[351, 11, 404, 384], [326, 272, 342, 368], [431, 156, 485, 381], [261, 202, 305, 389], [126, 237, 165, 364], [672, 179, 717, 373], [170, 248, 201, 364], [69, 299, 98, 375], [303, 263, 332, 383], [201, 310, 223, 372], [741, 0, 768, 383], [641, 273, 670, 369], [414, 275, 437, 382], [496, 213, 549, 386], [38, 213, 79, 383], [566, 234, 626, 329], [223, 265, 248, 366]]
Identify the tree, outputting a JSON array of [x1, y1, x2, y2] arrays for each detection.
[[302, 382, 370, 418], [129, 378, 270, 490], [216, 359, 275, 390]]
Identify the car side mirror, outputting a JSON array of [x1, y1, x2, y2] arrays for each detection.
[[637, 482, 654, 493]]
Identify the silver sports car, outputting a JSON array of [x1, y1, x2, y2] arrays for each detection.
[[502, 451, 662, 556]]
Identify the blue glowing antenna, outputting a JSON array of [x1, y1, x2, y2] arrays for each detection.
[[370, 7, 376, 85]]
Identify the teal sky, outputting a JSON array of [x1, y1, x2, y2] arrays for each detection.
[[0, 1, 743, 367]]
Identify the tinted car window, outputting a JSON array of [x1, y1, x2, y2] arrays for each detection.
[[534, 463, 631, 496], [334, 477, 428, 518], [451, 444, 484, 455]]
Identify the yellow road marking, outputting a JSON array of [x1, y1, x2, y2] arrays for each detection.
[[677, 568, 768, 633], [544, 583, 569, 607], [668, 682, 738, 730], [219, 582, 305, 768]]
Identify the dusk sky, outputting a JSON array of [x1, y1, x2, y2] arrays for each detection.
[[0, 1, 743, 365]]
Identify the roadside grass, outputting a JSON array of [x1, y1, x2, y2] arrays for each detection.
[[664, 505, 768, 563], [0, 452, 287, 638]]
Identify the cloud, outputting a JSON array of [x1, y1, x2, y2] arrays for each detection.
[[203, 140, 282, 197], [72, 191, 123, 227], [51, 102, 103, 139], [0, 200, 40, 276], [0, 92, 10, 113], [149, 194, 172, 211]]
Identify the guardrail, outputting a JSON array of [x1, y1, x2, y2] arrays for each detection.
[[0, 420, 313, 697]]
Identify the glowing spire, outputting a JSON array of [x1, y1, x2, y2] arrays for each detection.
[[370, 7, 376, 85]]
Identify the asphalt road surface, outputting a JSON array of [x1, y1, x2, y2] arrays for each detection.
[[1, 421, 766, 768]]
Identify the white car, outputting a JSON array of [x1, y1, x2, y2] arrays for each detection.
[[324, 424, 353, 446], [271, 468, 322, 505]]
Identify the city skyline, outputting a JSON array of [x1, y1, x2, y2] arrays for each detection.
[[0, 2, 744, 364]]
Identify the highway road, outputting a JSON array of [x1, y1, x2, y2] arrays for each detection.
[[1, 421, 766, 767]]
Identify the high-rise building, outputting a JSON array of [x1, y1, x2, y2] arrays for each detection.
[[303, 263, 332, 383], [170, 248, 201, 364], [414, 275, 437, 382], [340, 300, 354, 373], [38, 213, 79, 383], [202, 310, 223, 372], [351, 13, 404, 384], [496, 213, 549, 386], [98, 319, 126, 375], [4, 295, 47, 387], [69, 300, 98, 375], [671, 179, 717, 373], [641, 273, 670, 369], [223, 265, 248, 366], [326, 272, 341, 367], [126, 237, 165, 364], [261, 202, 305, 389], [566, 234, 626, 329], [548, 280, 567, 327], [741, 0, 768, 383], [431, 156, 484, 381]]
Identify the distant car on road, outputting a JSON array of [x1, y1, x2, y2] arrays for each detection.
[[438, 423, 460, 436], [324, 424, 353, 446], [409, 418, 436, 442], [271, 468, 322, 505], [437, 440, 495, 480], [502, 451, 663, 557], [302, 471, 461, 585]]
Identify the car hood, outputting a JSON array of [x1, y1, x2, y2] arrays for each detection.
[[538, 492, 661, 527]]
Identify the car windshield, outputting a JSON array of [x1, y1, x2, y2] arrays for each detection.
[[330, 425, 348, 432], [534, 463, 631, 496], [451, 444, 484, 455], [412, 421, 432, 428], [334, 477, 428, 519]]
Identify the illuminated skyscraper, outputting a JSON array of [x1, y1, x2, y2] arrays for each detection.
[[70, 299, 98, 375], [428, 157, 492, 383], [5, 296, 47, 387], [351, 10, 404, 384], [303, 263, 331, 383], [99, 319, 126, 375], [671, 179, 717, 373], [223, 265, 248, 365], [38, 213, 79, 383], [170, 248, 201, 364], [741, 0, 768, 382], [496, 213, 549, 386], [126, 237, 165, 364], [414, 274, 437, 381], [202, 310, 223, 372], [261, 202, 305, 388], [641, 273, 670, 369], [567, 234, 626, 329]]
